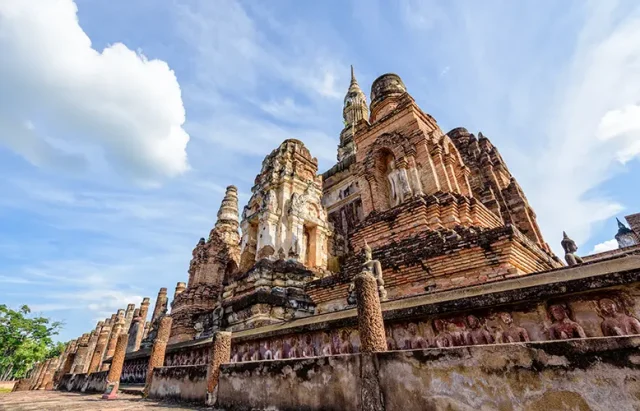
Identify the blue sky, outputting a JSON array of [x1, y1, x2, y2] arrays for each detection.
[[1, 0, 639, 343]]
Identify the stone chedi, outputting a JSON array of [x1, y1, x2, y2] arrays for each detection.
[[615, 218, 640, 248], [26, 67, 640, 411], [169, 185, 241, 344]]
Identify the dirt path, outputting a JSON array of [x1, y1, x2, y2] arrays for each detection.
[[0, 390, 212, 410]]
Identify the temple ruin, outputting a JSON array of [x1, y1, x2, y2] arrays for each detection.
[[14, 68, 640, 410]]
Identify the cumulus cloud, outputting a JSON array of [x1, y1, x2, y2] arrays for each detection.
[[0, 0, 190, 185], [591, 239, 619, 254]]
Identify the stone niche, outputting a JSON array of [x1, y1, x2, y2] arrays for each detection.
[[221, 259, 317, 331]]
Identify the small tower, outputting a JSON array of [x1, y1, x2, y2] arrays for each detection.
[[338, 65, 368, 161], [212, 185, 241, 247], [615, 218, 639, 248]]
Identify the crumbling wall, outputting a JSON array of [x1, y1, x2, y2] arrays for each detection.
[[147, 365, 208, 403], [216, 336, 640, 411], [217, 355, 361, 411], [56, 371, 108, 393]]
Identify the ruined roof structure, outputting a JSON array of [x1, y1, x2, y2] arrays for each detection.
[[23, 69, 640, 411]]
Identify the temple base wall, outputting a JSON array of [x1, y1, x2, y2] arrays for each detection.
[[147, 365, 208, 403], [56, 371, 108, 393], [217, 337, 640, 411], [218, 355, 360, 411]]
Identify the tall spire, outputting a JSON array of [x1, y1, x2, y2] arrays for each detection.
[[215, 185, 239, 229], [212, 185, 241, 247], [339, 65, 368, 161]]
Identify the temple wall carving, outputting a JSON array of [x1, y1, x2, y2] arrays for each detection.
[[227, 285, 640, 363]]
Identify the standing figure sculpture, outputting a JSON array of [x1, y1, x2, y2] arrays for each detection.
[[561, 232, 584, 267], [433, 319, 455, 348], [599, 298, 640, 336], [339, 330, 354, 354], [321, 333, 335, 356], [465, 315, 494, 345], [498, 312, 530, 343], [404, 323, 430, 349], [361, 241, 387, 301], [548, 304, 587, 340]]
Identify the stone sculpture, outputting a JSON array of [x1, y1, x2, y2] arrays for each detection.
[[362, 241, 387, 300], [405, 323, 430, 349], [465, 315, 494, 345], [548, 304, 587, 340], [321, 333, 335, 356], [561, 232, 584, 267], [498, 312, 530, 343], [433, 319, 455, 348], [599, 298, 640, 336], [339, 330, 354, 354]]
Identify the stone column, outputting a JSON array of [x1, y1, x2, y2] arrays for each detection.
[[127, 313, 142, 353], [124, 304, 136, 332], [139, 297, 151, 322], [84, 321, 103, 373], [54, 339, 77, 384], [71, 333, 91, 374], [143, 316, 173, 397], [150, 288, 168, 324], [29, 361, 46, 390], [33, 359, 50, 390], [354, 272, 387, 353], [135, 298, 151, 349], [41, 357, 59, 390], [88, 323, 112, 373], [102, 319, 124, 371], [354, 271, 386, 411], [102, 333, 128, 400], [205, 331, 232, 406], [174, 282, 186, 298]]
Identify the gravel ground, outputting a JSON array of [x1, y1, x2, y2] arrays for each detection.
[[0, 390, 214, 410]]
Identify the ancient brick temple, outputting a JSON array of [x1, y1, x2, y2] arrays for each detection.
[[19, 68, 640, 410]]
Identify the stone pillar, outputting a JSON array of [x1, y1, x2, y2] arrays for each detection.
[[54, 339, 77, 384], [174, 282, 186, 298], [102, 318, 125, 371], [71, 333, 91, 374], [88, 323, 112, 373], [102, 333, 128, 400], [60, 351, 76, 377], [29, 361, 46, 390], [143, 316, 173, 397], [205, 331, 232, 406], [41, 357, 59, 390], [143, 321, 151, 340], [135, 298, 151, 349], [354, 271, 386, 411], [139, 297, 151, 322], [84, 321, 103, 373], [151, 288, 168, 324], [124, 304, 136, 332], [127, 313, 142, 353], [354, 272, 387, 353]]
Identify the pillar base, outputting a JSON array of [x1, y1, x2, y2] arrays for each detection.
[[101, 382, 119, 400]]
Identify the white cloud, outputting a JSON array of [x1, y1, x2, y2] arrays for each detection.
[[597, 105, 640, 164], [0, 0, 190, 185], [591, 239, 619, 254]]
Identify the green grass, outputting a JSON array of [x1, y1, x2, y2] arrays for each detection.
[[0, 387, 13, 394]]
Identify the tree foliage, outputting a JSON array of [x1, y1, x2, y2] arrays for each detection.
[[0, 304, 64, 379]]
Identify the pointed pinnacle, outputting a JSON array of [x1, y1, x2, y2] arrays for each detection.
[[350, 65, 358, 85]]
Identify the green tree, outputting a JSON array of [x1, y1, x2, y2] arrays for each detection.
[[0, 304, 63, 380]]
